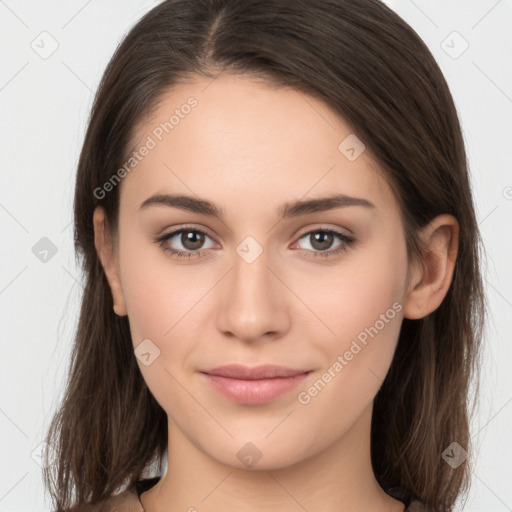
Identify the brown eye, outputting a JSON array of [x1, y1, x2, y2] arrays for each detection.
[[180, 230, 205, 250], [309, 231, 335, 251], [156, 227, 216, 259], [294, 229, 356, 258]]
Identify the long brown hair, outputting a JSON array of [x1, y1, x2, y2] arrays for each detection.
[[42, 1, 486, 510]]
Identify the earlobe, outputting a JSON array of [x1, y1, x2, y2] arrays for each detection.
[[403, 214, 459, 320], [93, 206, 127, 317]]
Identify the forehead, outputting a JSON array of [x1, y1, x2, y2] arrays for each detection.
[[121, 73, 396, 216]]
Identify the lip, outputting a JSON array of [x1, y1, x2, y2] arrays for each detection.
[[199, 364, 312, 405]]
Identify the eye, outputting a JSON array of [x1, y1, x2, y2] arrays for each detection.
[[154, 226, 356, 260], [155, 227, 217, 259], [293, 229, 356, 258]]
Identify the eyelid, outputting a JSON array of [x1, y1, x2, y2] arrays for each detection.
[[155, 222, 216, 239], [290, 226, 355, 255], [155, 225, 220, 249], [155, 223, 356, 259], [156, 223, 352, 244], [292, 224, 353, 241]]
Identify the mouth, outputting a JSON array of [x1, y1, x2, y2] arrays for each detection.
[[199, 364, 313, 405]]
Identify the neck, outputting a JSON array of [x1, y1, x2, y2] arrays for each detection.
[[140, 405, 405, 512]]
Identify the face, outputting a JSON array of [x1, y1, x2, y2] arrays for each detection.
[[103, 73, 413, 470]]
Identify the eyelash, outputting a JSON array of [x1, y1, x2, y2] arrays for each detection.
[[154, 226, 356, 260]]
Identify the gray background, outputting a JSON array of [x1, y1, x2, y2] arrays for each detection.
[[0, 0, 511, 510]]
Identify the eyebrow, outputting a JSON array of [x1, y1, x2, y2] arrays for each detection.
[[139, 192, 375, 219]]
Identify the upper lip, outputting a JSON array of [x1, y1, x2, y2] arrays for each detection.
[[201, 364, 311, 380]]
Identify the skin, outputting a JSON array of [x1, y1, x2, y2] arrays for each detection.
[[93, 73, 459, 512]]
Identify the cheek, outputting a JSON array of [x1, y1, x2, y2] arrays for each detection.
[[117, 233, 218, 410], [118, 250, 200, 416], [302, 230, 408, 353], [119, 231, 211, 344], [293, 243, 407, 437]]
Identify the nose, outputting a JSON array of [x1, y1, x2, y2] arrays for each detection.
[[215, 245, 291, 344]]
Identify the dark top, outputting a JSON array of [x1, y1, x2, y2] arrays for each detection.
[[134, 476, 162, 498]]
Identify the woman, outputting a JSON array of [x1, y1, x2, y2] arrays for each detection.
[[42, 1, 485, 511]]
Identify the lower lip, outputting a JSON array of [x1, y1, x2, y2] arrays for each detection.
[[201, 372, 311, 405]]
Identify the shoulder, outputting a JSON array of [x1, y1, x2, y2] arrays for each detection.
[[68, 477, 161, 512], [70, 488, 142, 512]]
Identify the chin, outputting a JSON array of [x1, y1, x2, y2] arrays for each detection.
[[195, 429, 323, 472]]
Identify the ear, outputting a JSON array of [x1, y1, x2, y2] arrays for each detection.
[[403, 214, 459, 319], [93, 206, 127, 317]]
